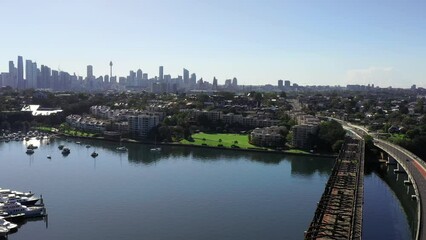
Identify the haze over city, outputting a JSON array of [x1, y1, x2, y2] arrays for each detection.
[[1, 0, 425, 88]]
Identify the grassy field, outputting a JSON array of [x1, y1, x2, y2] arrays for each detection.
[[285, 149, 310, 154], [63, 129, 95, 137], [180, 133, 260, 149]]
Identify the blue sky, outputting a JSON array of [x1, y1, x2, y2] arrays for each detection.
[[1, 0, 425, 88]]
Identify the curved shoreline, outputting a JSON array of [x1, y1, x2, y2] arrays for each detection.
[[54, 133, 337, 158]]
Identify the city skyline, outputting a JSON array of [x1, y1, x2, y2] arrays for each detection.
[[1, 0, 425, 88]]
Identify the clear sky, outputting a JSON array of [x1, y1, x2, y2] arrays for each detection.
[[1, 0, 425, 88]]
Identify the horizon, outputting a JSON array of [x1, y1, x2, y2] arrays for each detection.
[[1, 0, 425, 88]]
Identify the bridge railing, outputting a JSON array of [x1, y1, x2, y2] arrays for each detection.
[[374, 139, 422, 240]]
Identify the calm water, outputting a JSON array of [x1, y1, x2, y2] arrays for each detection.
[[0, 138, 415, 240]]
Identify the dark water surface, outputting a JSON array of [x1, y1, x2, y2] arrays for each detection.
[[0, 138, 414, 239]]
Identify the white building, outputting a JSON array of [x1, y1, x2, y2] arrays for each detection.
[[128, 114, 160, 139]]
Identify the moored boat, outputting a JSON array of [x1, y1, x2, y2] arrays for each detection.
[[0, 201, 46, 218], [116, 146, 128, 152], [91, 151, 98, 158], [0, 216, 18, 231], [58, 144, 64, 150], [62, 147, 70, 155], [26, 149, 34, 154], [0, 194, 40, 206], [0, 226, 8, 237]]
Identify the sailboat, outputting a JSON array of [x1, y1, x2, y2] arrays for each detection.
[[150, 136, 161, 151], [116, 138, 127, 152]]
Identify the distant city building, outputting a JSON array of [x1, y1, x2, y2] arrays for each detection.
[[285, 80, 291, 87], [17, 56, 24, 89], [25, 60, 36, 89], [213, 77, 218, 89], [9, 61, 17, 88], [87, 65, 93, 79], [159, 66, 164, 81], [278, 80, 283, 89], [232, 77, 238, 87], [183, 68, 189, 87], [190, 73, 196, 87]]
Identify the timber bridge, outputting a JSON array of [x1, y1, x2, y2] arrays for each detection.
[[304, 137, 365, 239], [305, 119, 426, 240]]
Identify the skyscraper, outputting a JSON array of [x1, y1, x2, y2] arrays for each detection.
[[278, 80, 283, 89], [159, 66, 164, 81], [232, 77, 238, 87], [183, 68, 189, 85], [32, 62, 38, 88], [109, 61, 113, 78], [9, 61, 17, 88], [25, 60, 36, 89], [285, 80, 291, 87], [17, 56, 24, 89], [190, 73, 196, 88], [87, 65, 93, 79], [213, 77, 218, 89]]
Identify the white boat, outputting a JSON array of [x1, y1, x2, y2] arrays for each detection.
[[0, 201, 46, 218], [116, 146, 128, 152], [0, 226, 8, 237], [0, 194, 40, 206], [0, 189, 34, 198], [0, 216, 18, 231], [150, 147, 161, 152]]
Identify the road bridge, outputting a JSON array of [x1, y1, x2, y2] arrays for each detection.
[[374, 139, 426, 240]]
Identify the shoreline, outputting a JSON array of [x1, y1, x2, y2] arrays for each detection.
[[55, 133, 337, 159]]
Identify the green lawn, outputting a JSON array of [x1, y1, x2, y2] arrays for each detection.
[[63, 129, 95, 137], [34, 126, 54, 132], [180, 133, 259, 149], [285, 149, 310, 154]]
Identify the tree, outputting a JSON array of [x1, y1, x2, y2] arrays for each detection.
[[316, 120, 346, 152]]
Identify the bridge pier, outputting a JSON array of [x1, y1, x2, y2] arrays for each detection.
[[394, 163, 406, 174], [387, 155, 397, 165]]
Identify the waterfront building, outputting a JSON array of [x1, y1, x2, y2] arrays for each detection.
[[128, 114, 160, 139], [250, 126, 285, 147], [291, 124, 318, 149]]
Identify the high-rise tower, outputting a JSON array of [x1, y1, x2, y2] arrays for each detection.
[[17, 56, 24, 89], [87, 65, 93, 79], [159, 66, 164, 81], [110, 61, 113, 78]]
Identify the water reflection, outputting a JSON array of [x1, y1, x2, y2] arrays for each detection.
[[55, 138, 335, 177], [364, 161, 416, 240]]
